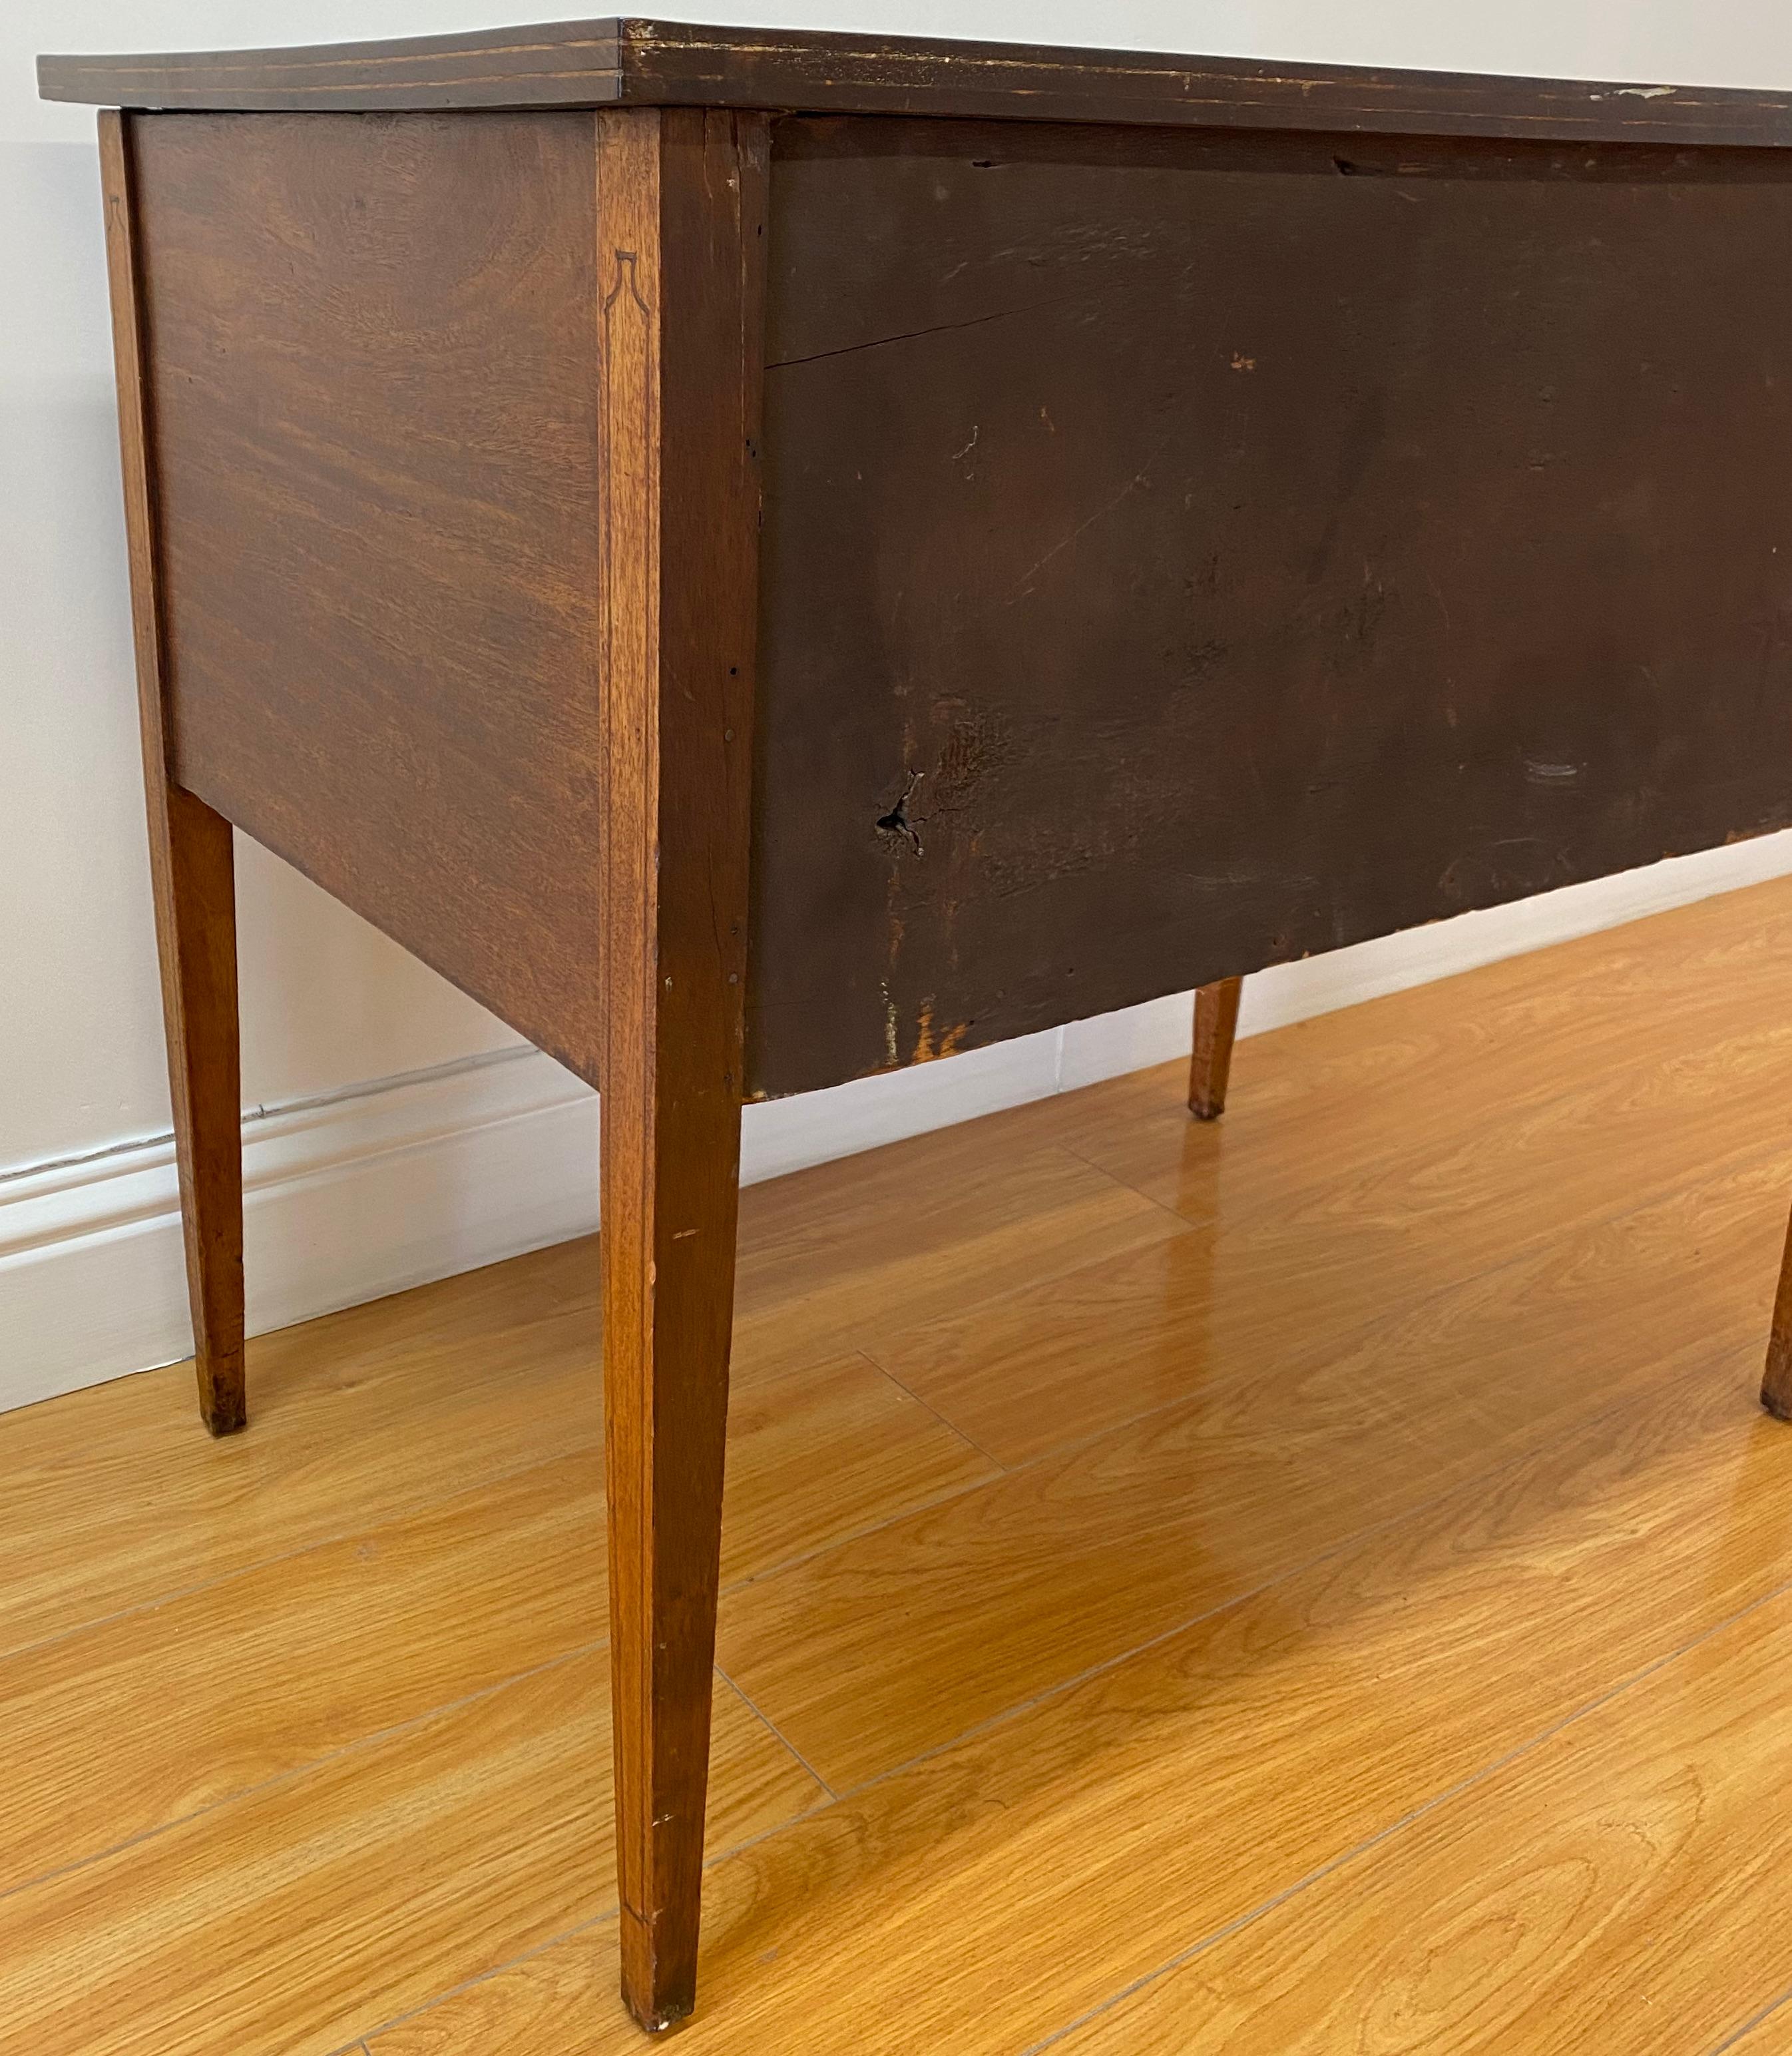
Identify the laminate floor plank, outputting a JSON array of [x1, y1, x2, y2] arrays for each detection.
[[0, 1140, 1093, 1658], [368, 1319, 1791, 2055], [874, 1114, 1789, 1465], [1, 1652, 819, 2056], [718, 1351, 999, 1569], [1048, 1577, 1792, 2054], [730, 1138, 1191, 1384], [9, 880, 1792, 2053], [1729, 1997, 1792, 2053], [0, 1250, 604, 1661], [1035, 880, 1792, 1230], [0, 1350, 985, 1895], [716, 1145, 1789, 1786], [872, 888, 1792, 1461]]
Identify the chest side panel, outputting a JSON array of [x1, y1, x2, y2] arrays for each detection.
[[134, 111, 606, 1083]]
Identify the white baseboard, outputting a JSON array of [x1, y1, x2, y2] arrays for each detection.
[[0, 1049, 600, 1415], [8, 828, 1792, 1414]]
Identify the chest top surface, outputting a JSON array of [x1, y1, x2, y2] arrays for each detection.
[[36, 16, 1792, 149]]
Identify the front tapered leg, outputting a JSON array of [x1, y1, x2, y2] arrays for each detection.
[[101, 111, 245, 1435], [595, 105, 768, 2031], [601, 1019, 742, 2027]]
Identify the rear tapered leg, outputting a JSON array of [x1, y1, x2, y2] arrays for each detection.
[[149, 790, 246, 1434], [101, 109, 246, 1435], [1189, 976, 1243, 1120], [596, 106, 768, 2031], [1761, 1201, 1792, 1421]]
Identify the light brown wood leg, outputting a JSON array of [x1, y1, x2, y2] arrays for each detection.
[[149, 790, 246, 1435], [595, 105, 768, 2033], [600, 1036, 742, 2031], [101, 110, 246, 1436], [1189, 976, 1243, 1120], [1761, 1201, 1792, 1421]]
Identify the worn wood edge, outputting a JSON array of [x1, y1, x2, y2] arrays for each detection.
[[38, 19, 1792, 149], [39, 19, 624, 112]]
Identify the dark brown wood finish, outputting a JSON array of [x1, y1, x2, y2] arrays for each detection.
[[128, 111, 610, 1085], [39, 19, 1792, 150], [1189, 978, 1243, 1121], [594, 105, 768, 2032], [100, 111, 246, 1437], [746, 117, 1792, 1095]]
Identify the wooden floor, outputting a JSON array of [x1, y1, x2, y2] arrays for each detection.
[[15, 881, 1792, 2053]]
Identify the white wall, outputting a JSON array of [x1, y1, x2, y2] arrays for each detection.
[[9, 1, 1792, 1410]]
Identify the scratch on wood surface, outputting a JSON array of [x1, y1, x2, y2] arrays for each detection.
[[932, 712, 1012, 815], [903, 999, 972, 1066], [1009, 466, 1154, 601], [913, 999, 937, 1063]]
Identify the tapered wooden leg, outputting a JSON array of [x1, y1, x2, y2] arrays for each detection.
[[1761, 1201, 1792, 1421], [1189, 976, 1243, 1120], [600, 1027, 742, 2031], [595, 106, 768, 2033], [148, 791, 245, 1434], [101, 110, 246, 1435]]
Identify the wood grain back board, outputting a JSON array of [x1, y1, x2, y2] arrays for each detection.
[[132, 110, 607, 1085], [744, 118, 1792, 1095]]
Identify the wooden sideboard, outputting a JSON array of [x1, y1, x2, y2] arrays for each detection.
[[40, 17, 1792, 2031]]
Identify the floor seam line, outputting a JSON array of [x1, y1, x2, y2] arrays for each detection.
[[1705, 1980, 1792, 2055], [0, 1433, 602, 1670], [1014, 1568, 1792, 2056], [830, 1435, 1545, 1802], [715, 1662, 839, 1800], [1050, 1135, 1209, 1234], [848, 1345, 1009, 1469], [720, 1469, 1010, 1595], [0, 1637, 604, 1907], [345, 1908, 622, 2051], [825, 1333, 1761, 1804]]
